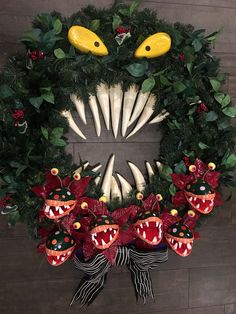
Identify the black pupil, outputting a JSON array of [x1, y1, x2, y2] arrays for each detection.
[[94, 41, 100, 47], [145, 45, 151, 51]]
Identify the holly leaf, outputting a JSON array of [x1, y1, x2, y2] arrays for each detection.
[[54, 48, 66, 59], [0, 84, 14, 99], [192, 38, 202, 52], [210, 78, 221, 92], [129, 0, 141, 16], [160, 165, 173, 182], [198, 142, 209, 149], [222, 107, 236, 117], [29, 96, 43, 109], [41, 127, 49, 140], [40, 87, 54, 104], [125, 62, 148, 77], [53, 19, 62, 34], [90, 19, 100, 32], [205, 111, 218, 122], [112, 14, 122, 31], [173, 81, 186, 93], [51, 138, 66, 147], [169, 183, 177, 196], [141, 76, 155, 93], [214, 92, 231, 108]]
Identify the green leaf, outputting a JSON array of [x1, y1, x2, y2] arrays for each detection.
[[217, 117, 231, 130], [214, 92, 231, 107], [112, 14, 122, 31], [160, 75, 172, 86], [90, 19, 100, 31], [125, 62, 148, 77], [174, 160, 186, 174], [41, 127, 49, 140], [7, 211, 20, 226], [16, 165, 27, 176], [53, 19, 62, 34], [50, 127, 64, 139], [160, 165, 173, 182], [205, 110, 218, 122], [0, 84, 13, 99], [210, 79, 221, 92], [192, 38, 202, 52], [183, 46, 195, 63], [222, 152, 236, 168], [51, 138, 66, 147], [169, 183, 177, 196], [187, 62, 192, 74], [222, 107, 236, 117], [40, 87, 54, 104], [129, 0, 141, 16], [141, 76, 155, 93], [198, 142, 209, 149], [29, 96, 43, 109], [54, 48, 66, 59], [173, 81, 186, 93], [21, 28, 42, 43]]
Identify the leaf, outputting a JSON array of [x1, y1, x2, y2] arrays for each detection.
[[112, 14, 122, 31], [50, 127, 64, 139], [41, 87, 54, 104], [187, 62, 192, 74], [90, 19, 100, 31], [198, 142, 209, 149], [160, 165, 173, 182], [125, 62, 148, 77], [160, 75, 172, 86], [53, 19, 62, 34], [51, 138, 66, 147], [0, 84, 14, 99], [129, 0, 141, 16], [183, 46, 195, 63], [16, 165, 27, 176], [222, 152, 236, 169], [192, 38, 202, 52], [214, 92, 231, 107], [41, 127, 49, 140], [169, 183, 177, 196], [205, 31, 220, 42], [174, 160, 186, 174], [141, 76, 155, 93], [173, 81, 186, 93], [222, 107, 236, 117], [21, 28, 42, 43], [54, 48, 66, 59], [210, 79, 221, 92], [29, 96, 43, 109], [205, 111, 218, 122]]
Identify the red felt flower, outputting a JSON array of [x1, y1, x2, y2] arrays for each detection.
[[11, 109, 25, 121], [196, 102, 208, 113], [115, 26, 130, 34]]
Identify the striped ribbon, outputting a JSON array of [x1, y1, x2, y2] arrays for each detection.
[[71, 246, 168, 306]]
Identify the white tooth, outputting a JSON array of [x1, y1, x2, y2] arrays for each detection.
[[140, 223, 143, 229], [101, 239, 106, 246], [196, 204, 200, 209], [145, 161, 154, 182], [61, 110, 86, 139], [187, 243, 192, 250], [203, 199, 206, 203], [61, 257, 65, 262], [143, 231, 146, 239], [67, 251, 71, 255], [113, 230, 117, 234], [137, 228, 140, 234], [109, 84, 123, 138], [189, 197, 193, 202], [94, 175, 101, 186], [92, 234, 95, 240], [152, 236, 157, 243], [128, 90, 150, 127], [94, 233, 97, 237], [116, 173, 132, 199], [94, 239, 99, 246], [55, 206, 60, 212], [179, 242, 182, 248], [59, 207, 64, 215], [96, 83, 110, 130], [49, 209, 54, 217], [155, 161, 164, 173], [174, 243, 178, 250], [104, 229, 107, 233], [45, 205, 50, 213], [149, 110, 170, 124], [127, 161, 146, 192], [109, 234, 113, 241], [111, 176, 122, 201], [101, 154, 115, 202], [70, 93, 87, 125], [109, 228, 112, 231], [122, 84, 139, 137], [210, 200, 214, 205], [91, 164, 102, 172], [183, 249, 188, 256], [88, 95, 101, 137], [159, 229, 162, 237], [194, 197, 197, 201], [171, 239, 174, 243], [156, 222, 159, 227], [204, 207, 209, 212], [52, 260, 56, 265], [146, 221, 149, 227], [57, 256, 60, 260]]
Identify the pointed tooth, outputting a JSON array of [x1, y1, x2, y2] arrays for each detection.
[[210, 200, 214, 205], [189, 197, 193, 202], [109, 228, 112, 231], [101, 239, 106, 246], [61, 257, 65, 262], [194, 197, 197, 201], [143, 231, 146, 239], [204, 207, 209, 212], [94, 233, 97, 237], [122, 84, 139, 137], [88, 95, 101, 137], [126, 94, 156, 139], [196, 204, 200, 209], [128, 161, 146, 192], [101, 154, 115, 202], [116, 173, 132, 199], [187, 243, 192, 250], [128, 90, 150, 126], [146, 221, 149, 227], [96, 83, 110, 130], [179, 242, 182, 248], [137, 228, 140, 234], [152, 236, 157, 243], [91, 164, 102, 172], [94, 239, 99, 246], [70, 94, 87, 125], [104, 229, 107, 233], [183, 249, 188, 256], [111, 176, 122, 201], [149, 110, 170, 124], [145, 161, 154, 182], [171, 239, 174, 243], [155, 161, 164, 173], [174, 243, 178, 250], [45, 205, 50, 213], [203, 199, 206, 203], [110, 84, 123, 138], [49, 209, 54, 217], [55, 206, 60, 212], [91, 234, 95, 241], [156, 222, 159, 227], [57, 256, 60, 260], [113, 229, 117, 234], [59, 207, 64, 215], [109, 234, 113, 241], [94, 175, 101, 186], [140, 223, 143, 229], [52, 260, 57, 265], [61, 110, 86, 140]]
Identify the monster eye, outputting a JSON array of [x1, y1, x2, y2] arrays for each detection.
[[68, 26, 109, 56], [134, 32, 171, 59]]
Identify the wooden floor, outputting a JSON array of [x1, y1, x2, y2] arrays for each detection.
[[1, 1, 236, 313]]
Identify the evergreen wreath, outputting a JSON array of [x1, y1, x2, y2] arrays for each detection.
[[0, 0, 236, 305]]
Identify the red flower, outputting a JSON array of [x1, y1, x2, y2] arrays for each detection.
[[178, 53, 185, 61], [0, 195, 11, 207], [38, 51, 45, 59], [30, 51, 38, 61], [11, 109, 25, 120], [183, 156, 191, 166], [196, 102, 208, 113], [115, 26, 129, 34]]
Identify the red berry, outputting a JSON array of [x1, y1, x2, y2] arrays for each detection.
[[30, 51, 38, 61], [178, 53, 185, 61], [38, 51, 45, 59]]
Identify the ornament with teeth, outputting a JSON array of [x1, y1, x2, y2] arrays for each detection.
[[165, 222, 193, 257], [45, 230, 76, 266]]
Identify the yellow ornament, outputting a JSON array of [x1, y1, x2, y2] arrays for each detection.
[[73, 222, 81, 230], [189, 165, 196, 173], [136, 192, 144, 200], [50, 168, 59, 176], [81, 202, 88, 209], [73, 172, 81, 181], [99, 196, 107, 203], [170, 209, 178, 216], [156, 194, 163, 201], [134, 32, 171, 59], [188, 210, 196, 217], [68, 26, 109, 56], [208, 162, 216, 170]]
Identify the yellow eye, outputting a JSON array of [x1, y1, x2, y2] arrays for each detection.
[[134, 32, 171, 59], [68, 26, 109, 56]]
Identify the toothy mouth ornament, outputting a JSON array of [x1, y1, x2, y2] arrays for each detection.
[[165, 222, 193, 257], [45, 230, 76, 266], [90, 215, 119, 249]]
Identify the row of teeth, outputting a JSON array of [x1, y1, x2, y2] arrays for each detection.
[[138, 221, 161, 228], [168, 238, 192, 250], [188, 197, 213, 209], [47, 250, 72, 265], [45, 205, 70, 216], [91, 229, 117, 246], [137, 226, 162, 243]]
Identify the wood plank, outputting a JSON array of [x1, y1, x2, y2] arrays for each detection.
[[228, 76, 236, 98], [225, 303, 236, 314], [189, 265, 236, 307]]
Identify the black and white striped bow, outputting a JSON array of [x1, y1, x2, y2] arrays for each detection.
[[71, 246, 168, 306]]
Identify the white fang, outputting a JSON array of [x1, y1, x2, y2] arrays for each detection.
[[101, 154, 115, 202], [128, 91, 150, 127], [149, 110, 170, 124], [88, 95, 101, 137], [122, 84, 139, 137], [111, 176, 122, 200], [70, 94, 87, 125], [110, 84, 123, 138], [116, 173, 132, 199], [145, 161, 154, 181], [96, 83, 110, 130], [128, 161, 146, 192], [61, 110, 86, 140]]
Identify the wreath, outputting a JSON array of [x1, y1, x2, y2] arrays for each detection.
[[0, 0, 236, 306]]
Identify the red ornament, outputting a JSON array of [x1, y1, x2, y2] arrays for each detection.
[[30, 51, 38, 61], [115, 26, 129, 34], [178, 53, 185, 61], [11, 109, 25, 120], [196, 102, 208, 113], [38, 51, 45, 59]]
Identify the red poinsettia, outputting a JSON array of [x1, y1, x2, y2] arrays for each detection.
[[11, 109, 25, 121]]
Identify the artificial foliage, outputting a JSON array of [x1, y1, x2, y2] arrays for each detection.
[[0, 0, 236, 304]]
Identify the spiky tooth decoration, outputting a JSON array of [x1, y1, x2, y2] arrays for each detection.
[[145, 161, 154, 181], [96, 83, 110, 130], [61, 110, 86, 140], [70, 94, 87, 125], [126, 93, 156, 139], [128, 91, 150, 127], [94, 175, 101, 186], [91, 164, 102, 172], [122, 85, 139, 137], [111, 176, 122, 200], [128, 161, 146, 192], [110, 84, 123, 138], [156, 161, 164, 173], [101, 154, 115, 201], [88, 95, 101, 137], [116, 173, 132, 199], [149, 110, 170, 124]]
